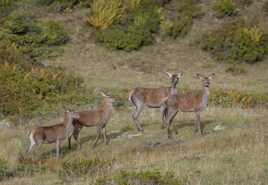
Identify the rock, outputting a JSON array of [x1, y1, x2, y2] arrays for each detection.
[[213, 125, 225, 132]]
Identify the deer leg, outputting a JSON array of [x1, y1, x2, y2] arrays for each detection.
[[161, 105, 169, 129], [73, 130, 81, 149], [56, 139, 60, 159], [196, 112, 203, 135], [72, 127, 81, 149], [93, 127, 101, 148], [132, 101, 144, 132], [102, 127, 109, 145], [68, 136, 72, 149], [166, 110, 178, 139]]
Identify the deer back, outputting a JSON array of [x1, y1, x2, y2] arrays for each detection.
[[132, 87, 170, 107], [33, 124, 65, 144]]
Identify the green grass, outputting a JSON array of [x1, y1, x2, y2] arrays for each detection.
[[0, 0, 268, 185]]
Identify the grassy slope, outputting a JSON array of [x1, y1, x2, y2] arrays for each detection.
[[1, 1, 268, 185]]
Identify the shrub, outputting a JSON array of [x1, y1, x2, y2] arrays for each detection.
[[213, 0, 237, 18], [60, 158, 112, 177], [0, 63, 90, 121], [88, 0, 125, 29], [159, 0, 202, 39], [41, 21, 69, 45], [0, 12, 69, 62], [96, 0, 159, 51], [210, 89, 268, 108], [0, 0, 16, 21], [0, 158, 9, 179], [96, 170, 183, 185], [0, 39, 24, 65], [198, 20, 268, 63]]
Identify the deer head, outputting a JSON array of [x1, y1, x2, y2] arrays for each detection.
[[100, 92, 115, 104], [166, 72, 183, 88], [195, 73, 215, 88]]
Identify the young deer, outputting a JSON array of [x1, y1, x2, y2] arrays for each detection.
[[162, 73, 215, 138], [68, 92, 114, 148], [129, 72, 183, 132], [28, 111, 80, 159]]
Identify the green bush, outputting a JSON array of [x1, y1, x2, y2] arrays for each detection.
[[159, 0, 202, 39], [198, 20, 268, 63], [0, 39, 24, 65], [41, 21, 69, 45], [210, 89, 268, 108], [96, 0, 159, 51], [0, 0, 16, 21], [213, 0, 237, 17], [60, 158, 112, 177], [0, 12, 69, 62], [0, 158, 9, 179], [0, 63, 90, 121], [96, 170, 183, 185]]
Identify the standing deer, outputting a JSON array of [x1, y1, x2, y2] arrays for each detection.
[[28, 111, 80, 159], [129, 72, 183, 132], [68, 92, 114, 149], [161, 73, 215, 138]]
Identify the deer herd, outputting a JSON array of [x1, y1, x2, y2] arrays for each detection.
[[28, 72, 215, 159]]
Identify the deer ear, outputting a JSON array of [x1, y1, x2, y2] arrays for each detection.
[[166, 72, 172, 78], [100, 92, 107, 97], [178, 72, 183, 78], [195, 73, 203, 79]]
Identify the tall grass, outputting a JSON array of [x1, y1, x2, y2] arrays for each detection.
[[88, 0, 125, 29]]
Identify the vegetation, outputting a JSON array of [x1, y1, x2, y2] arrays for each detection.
[[35, 0, 90, 10], [88, 0, 125, 29], [0, 1, 267, 185], [213, 0, 237, 17], [95, 0, 159, 51], [0, 12, 69, 62], [159, 0, 202, 39], [94, 0, 201, 50], [96, 170, 183, 185], [198, 20, 268, 63], [0, 62, 90, 121]]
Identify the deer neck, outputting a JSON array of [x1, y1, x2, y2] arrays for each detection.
[[201, 86, 210, 109], [63, 115, 74, 138], [170, 83, 178, 96]]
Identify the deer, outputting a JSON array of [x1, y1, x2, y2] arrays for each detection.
[[161, 73, 215, 139], [68, 92, 114, 149], [128, 72, 183, 132], [28, 111, 80, 159]]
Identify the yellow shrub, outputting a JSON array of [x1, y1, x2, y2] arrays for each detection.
[[241, 26, 263, 43], [88, 0, 125, 29]]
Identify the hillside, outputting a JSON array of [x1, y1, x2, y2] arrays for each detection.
[[0, 0, 268, 185]]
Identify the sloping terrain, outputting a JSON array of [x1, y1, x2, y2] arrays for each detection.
[[0, 0, 268, 185]]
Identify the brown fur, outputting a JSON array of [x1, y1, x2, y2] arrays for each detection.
[[129, 72, 182, 132], [28, 111, 79, 159], [162, 74, 214, 138], [68, 93, 114, 148]]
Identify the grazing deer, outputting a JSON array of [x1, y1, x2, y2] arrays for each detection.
[[161, 73, 215, 138], [129, 72, 183, 132], [68, 92, 114, 148], [28, 111, 80, 159]]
